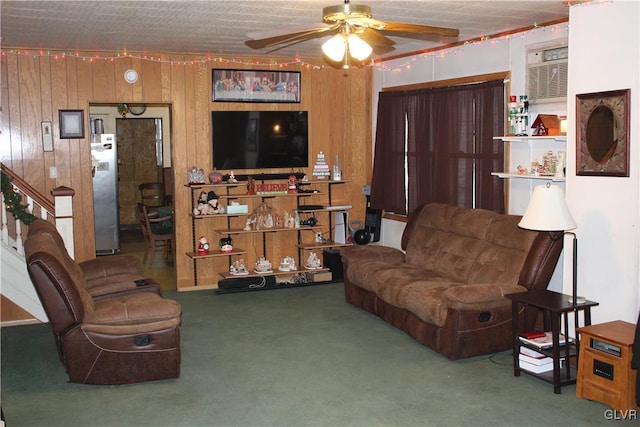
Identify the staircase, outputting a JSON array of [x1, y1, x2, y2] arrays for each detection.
[[1, 163, 75, 324]]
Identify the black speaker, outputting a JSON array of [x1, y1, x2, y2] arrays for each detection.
[[365, 207, 382, 242], [323, 249, 343, 280]]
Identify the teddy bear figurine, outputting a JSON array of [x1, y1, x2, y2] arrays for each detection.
[[206, 191, 225, 214], [193, 191, 209, 215]]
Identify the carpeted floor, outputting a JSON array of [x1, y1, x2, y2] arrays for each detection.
[[1, 281, 626, 427]]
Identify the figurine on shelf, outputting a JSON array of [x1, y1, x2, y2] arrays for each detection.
[[530, 159, 541, 176], [246, 176, 256, 195], [283, 211, 295, 228], [516, 165, 529, 176], [198, 236, 210, 254], [255, 257, 272, 273], [207, 191, 225, 214], [219, 237, 233, 253], [305, 252, 322, 269], [555, 150, 566, 177], [209, 169, 223, 184], [288, 175, 298, 194], [194, 191, 209, 215], [188, 166, 205, 185], [263, 213, 274, 229], [278, 256, 297, 272], [228, 170, 238, 183], [197, 168, 206, 184], [230, 259, 248, 275]]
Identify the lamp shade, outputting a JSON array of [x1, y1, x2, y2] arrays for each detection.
[[518, 184, 576, 231], [347, 34, 372, 61], [322, 34, 346, 62]]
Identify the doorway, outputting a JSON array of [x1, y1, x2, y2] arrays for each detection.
[[89, 104, 175, 288], [116, 118, 163, 227]]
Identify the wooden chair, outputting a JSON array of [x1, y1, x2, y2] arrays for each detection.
[[138, 182, 165, 211], [136, 202, 173, 264]]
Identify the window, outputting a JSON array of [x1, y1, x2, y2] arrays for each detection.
[[370, 78, 505, 215]]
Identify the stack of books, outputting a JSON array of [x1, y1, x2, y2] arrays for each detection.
[[519, 331, 569, 350], [518, 346, 554, 373]]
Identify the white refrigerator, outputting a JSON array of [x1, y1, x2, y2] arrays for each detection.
[[91, 134, 120, 255]]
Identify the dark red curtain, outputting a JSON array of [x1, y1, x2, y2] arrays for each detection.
[[370, 79, 504, 214], [370, 91, 407, 214]]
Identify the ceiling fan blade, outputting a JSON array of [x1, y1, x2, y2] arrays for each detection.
[[264, 29, 341, 54], [246, 24, 338, 50], [378, 21, 459, 38], [246, 23, 331, 42], [356, 29, 395, 56], [358, 28, 395, 48]]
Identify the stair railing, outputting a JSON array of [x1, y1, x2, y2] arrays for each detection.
[[1, 163, 75, 257]]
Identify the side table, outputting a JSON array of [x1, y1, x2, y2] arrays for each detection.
[[576, 320, 639, 411], [506, 289, 599, 394]]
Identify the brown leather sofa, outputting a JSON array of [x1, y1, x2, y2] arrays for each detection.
[[341, 203, 563, 360], [24, 219, 182, 384], [26, 219, 161, 299]]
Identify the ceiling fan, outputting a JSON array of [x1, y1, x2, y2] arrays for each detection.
[[245, 0, 459, 69]]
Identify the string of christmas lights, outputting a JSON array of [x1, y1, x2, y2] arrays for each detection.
[[376, 22, 570, 73], [0, 50, 325, 69], [2, 0, 610, 73]]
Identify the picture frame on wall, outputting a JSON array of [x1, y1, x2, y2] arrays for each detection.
[[41, 121, 54, 151], [212, 69, 301, 103], [576, 89, 630, 177], [59, 110, 85, 139]]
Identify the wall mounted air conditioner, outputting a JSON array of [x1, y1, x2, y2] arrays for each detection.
[[527, 45, 568, 104]]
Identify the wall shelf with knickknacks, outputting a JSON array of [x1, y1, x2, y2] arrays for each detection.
[[492, 136, 567, 216]]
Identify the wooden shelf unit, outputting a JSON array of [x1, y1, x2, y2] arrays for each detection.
[[184, 179, 351, 290]]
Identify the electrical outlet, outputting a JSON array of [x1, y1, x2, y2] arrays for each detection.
[[49, 166, 58, 179]]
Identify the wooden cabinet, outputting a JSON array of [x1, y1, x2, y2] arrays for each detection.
[[576, 320, 639, 411], [183, 178, 351, 291]]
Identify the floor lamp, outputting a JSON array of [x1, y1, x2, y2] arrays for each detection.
[[518, 182, 581, 305]]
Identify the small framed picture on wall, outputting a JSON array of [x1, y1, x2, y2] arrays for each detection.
[[59, 110, 85, 139]]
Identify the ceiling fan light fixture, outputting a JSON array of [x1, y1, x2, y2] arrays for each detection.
[[347, 34, 372, 61], [322, 34, 347, 62], [322, 3, 372, 24]]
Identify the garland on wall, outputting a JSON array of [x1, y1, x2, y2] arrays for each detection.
[[1, 171, 38, 225]]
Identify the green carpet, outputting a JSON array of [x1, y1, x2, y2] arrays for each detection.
[[0, 283, 624, 426]]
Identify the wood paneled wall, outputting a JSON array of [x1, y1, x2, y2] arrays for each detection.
[[0, 52, 372, 291]]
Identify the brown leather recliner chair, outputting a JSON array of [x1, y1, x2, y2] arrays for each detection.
[[24, 220, 182, 385]]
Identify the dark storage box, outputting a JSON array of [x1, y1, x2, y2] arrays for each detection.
[[323, 248, 343, 281]]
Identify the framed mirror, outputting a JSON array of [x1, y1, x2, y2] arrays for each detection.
[[576, 89, 630, 176]]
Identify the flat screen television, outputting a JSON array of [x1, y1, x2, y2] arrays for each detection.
[[212, 110, 308, 170]]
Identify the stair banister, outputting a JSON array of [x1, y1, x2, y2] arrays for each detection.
[[1, 163, 76, 323]]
